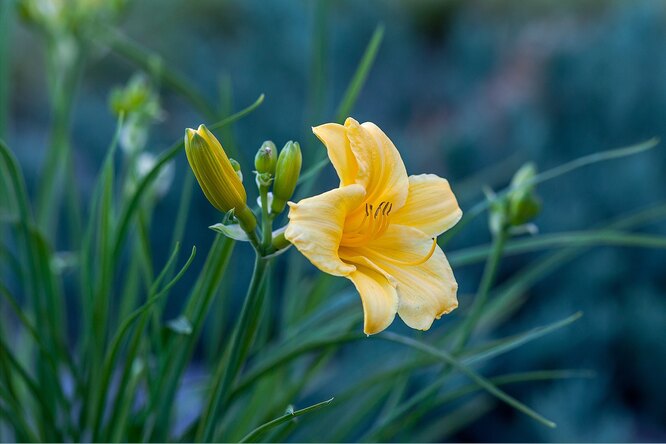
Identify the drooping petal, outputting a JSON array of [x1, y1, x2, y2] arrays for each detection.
[[347, 265, 398, 335], [312, 123, 358, 186], [285, 184, 365, 276], [344, 118, 409, 210], [339, 249, 397, 287], [360, 225, 458, 330], [391, 174, 463, 237]]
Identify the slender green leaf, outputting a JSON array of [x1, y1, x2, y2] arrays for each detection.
[[462, 312, 582, 365], [335, 24, 384, 121], [378, 332, 557, 428], [93, 245, 196, 440], [231, 333, 363, 400], [239, 398, 334, 443], [297, 24, 385, 186], [450, 231, 666, 268], [443, 138, 659, 241]]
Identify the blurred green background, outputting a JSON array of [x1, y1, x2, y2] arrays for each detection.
[[3, 0, 666, 441]]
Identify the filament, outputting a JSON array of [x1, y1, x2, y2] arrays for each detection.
[[341, 201, 393, 247], [367, 237, 438, 266]]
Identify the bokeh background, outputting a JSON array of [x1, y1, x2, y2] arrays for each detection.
[[3, 0, 666, 441]]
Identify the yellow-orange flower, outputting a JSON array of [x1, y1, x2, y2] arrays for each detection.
[[285, 118, 462, 335]]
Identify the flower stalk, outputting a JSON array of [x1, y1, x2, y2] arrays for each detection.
[[454, 226, 508, 352], [196, 253, 270, 442]]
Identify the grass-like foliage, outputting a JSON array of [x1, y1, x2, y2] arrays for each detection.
[[1, 1, 665, 442]]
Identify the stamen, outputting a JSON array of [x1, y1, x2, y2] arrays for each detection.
[[340, 200, 394, 247], [374, 201, 385, 218]]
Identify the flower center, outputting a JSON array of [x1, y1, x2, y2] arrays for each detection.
[[340, 200, 438, 266], [340, 201, 393, 247]]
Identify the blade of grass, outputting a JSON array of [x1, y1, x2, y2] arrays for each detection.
[[102, 245, 197, 441], [463, 312, 582, 364], [0, 335, 59, 439], [335, 24, 384, 122], [442, 137, 660, 242], [147, 237, 234, 441], [0, 140, 69, 437], [196, 255, 271, 442], [406, 370, 594, 442], [307, 0, 329, 122], [297, 24, 385, 187], [449, 230, 666, 268], [231, 332, 363, 400], [239, 398, 334, 443], [92, 245, 196, 440], [482, 202, 666, 328], [0, 283, 62, 373], [358, 313, 582, 440], [378, 332, 557, 428]]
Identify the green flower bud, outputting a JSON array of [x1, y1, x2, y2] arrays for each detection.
[[254, 141, 277, 175], [508, 163, 541, 226], [271, 141, 302, 215], [229, 158, 243, 182]]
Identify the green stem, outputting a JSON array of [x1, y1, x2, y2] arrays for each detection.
[[259, 185, 273, 252], [455, 228, 508, 353], [196, 254, 271, 442]]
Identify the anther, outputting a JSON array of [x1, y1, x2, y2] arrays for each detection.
[[374, 201, 385, 218]]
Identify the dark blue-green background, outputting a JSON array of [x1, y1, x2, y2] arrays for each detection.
[[5, 0, 666, 441]]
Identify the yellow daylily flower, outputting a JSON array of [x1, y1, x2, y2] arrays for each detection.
[[285, 118, 462, 335]]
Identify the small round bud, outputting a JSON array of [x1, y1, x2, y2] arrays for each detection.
[[254, 141, 277, 175], [508, 163, 541, 227], [271, 141, 302, 215]]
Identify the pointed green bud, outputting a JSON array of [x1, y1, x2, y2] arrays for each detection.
[[184, 124, 256, 233], [254, 141, 277, 175], [271, 141, 302, 215], [229, 158, 243, 181], [508, 163, 541, 226]]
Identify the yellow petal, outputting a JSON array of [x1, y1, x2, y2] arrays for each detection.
[[312, 123, 358, 186], [348, 265, 398, 335], [361, 225, 458, 330], [285, 184, 365, 276], [338, 250, 397, 287], [391, 174, 462, 237], [344, 118, 409, 210]]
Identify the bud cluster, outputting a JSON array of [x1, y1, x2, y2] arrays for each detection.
[[184, 124, 301, 254]]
